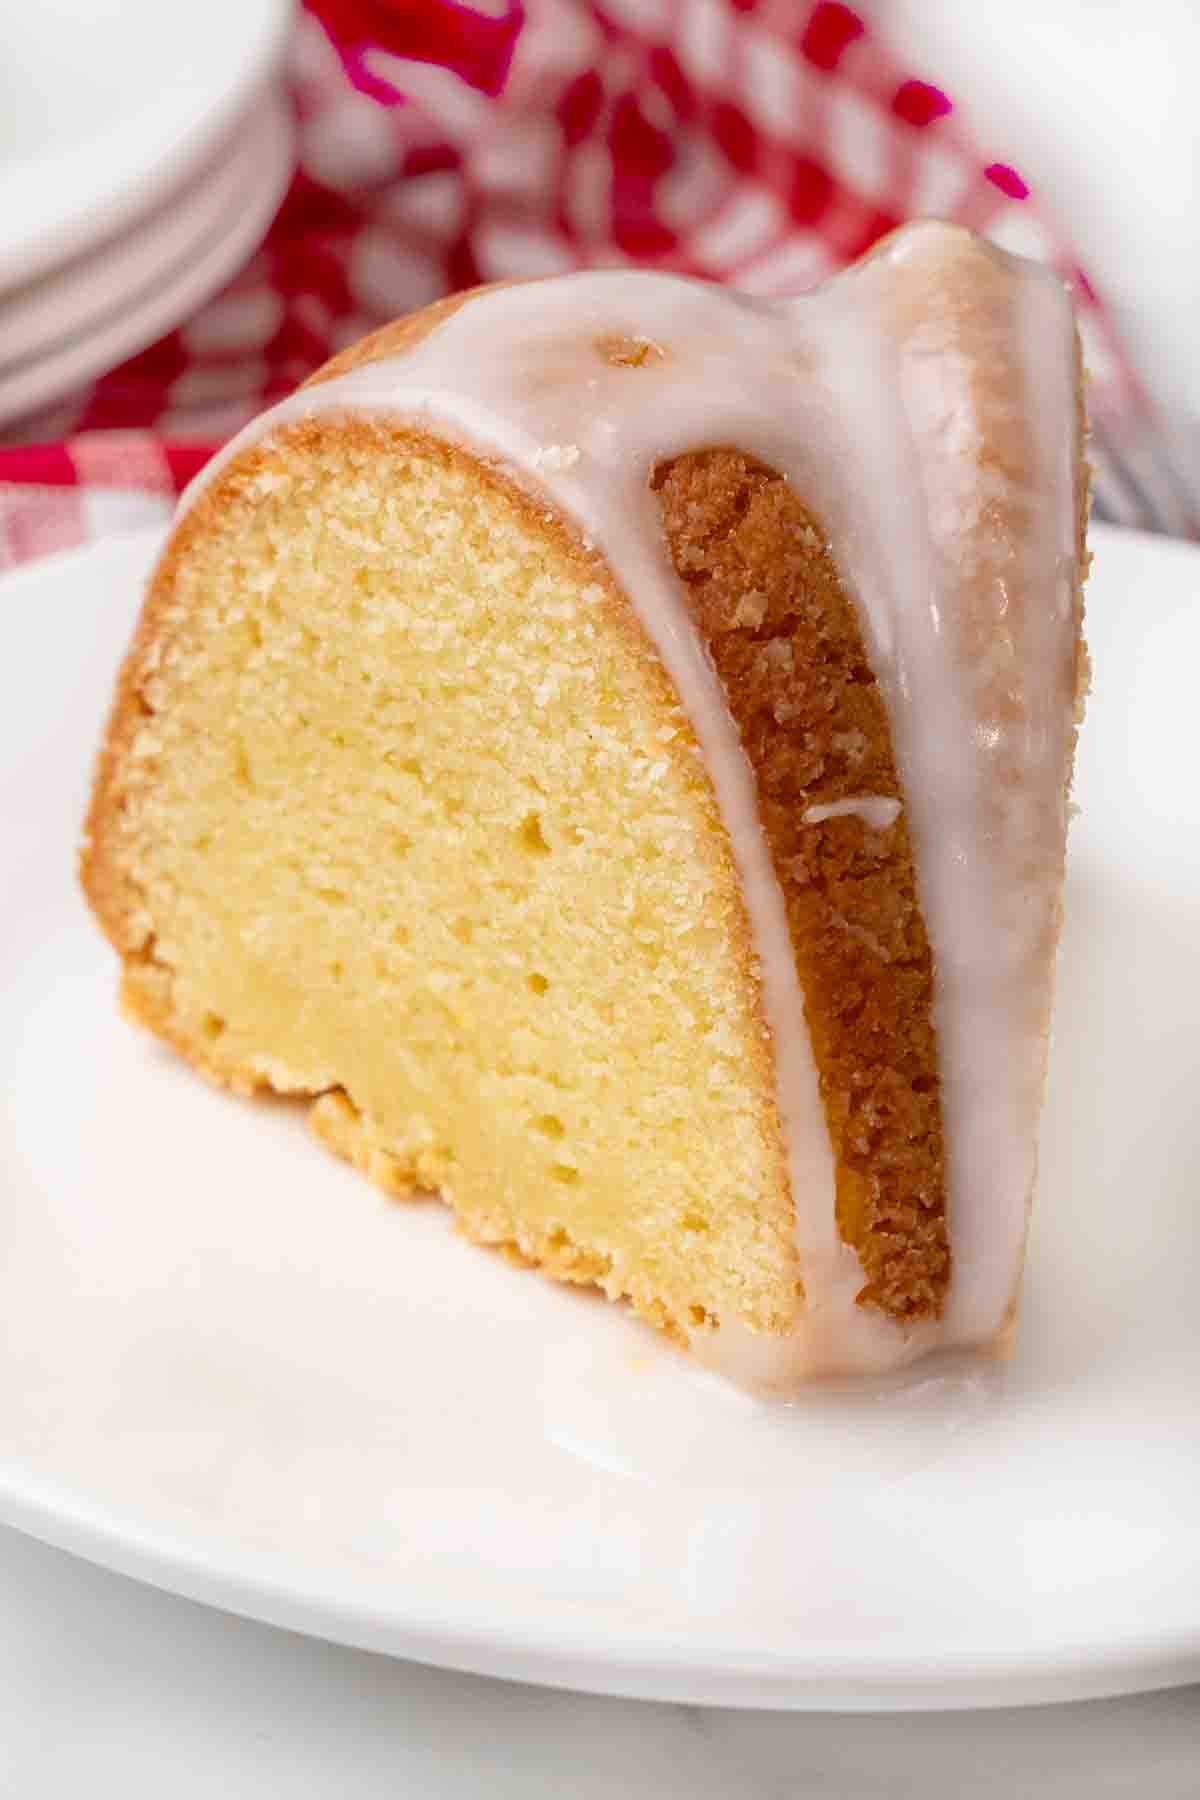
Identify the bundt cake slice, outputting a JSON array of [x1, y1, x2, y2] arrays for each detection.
[[81, 222, 1088, 1388]]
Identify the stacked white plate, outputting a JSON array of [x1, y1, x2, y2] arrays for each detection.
[[0, 0, 294, 431]]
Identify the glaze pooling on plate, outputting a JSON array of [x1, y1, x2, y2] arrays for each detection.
[[182, 221, 1083, 1381]]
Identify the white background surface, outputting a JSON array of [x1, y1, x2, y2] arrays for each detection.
[[1, 1525, 1198, 1797]]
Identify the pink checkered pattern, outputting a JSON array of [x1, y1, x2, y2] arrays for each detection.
[[0, 1, 1156, 571]]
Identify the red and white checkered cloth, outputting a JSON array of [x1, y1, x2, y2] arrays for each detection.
[[0, 0, 1156, 572]]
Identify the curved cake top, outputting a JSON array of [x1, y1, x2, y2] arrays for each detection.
[[182, 222, 1083, 1381]]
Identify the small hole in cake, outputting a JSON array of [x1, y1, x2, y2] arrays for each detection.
[[231, 740, 254, 792], [534, 1113, 565, 1140], [550, 1163, 580, 1185], [200, 1011, 226, 1042], [394, 831, 412, 858], [246, 617, 263, 651], [330, 960, 344, 984], [518, 812, 551, 854], [680, 1210, 709, 1234], [546, 1226, 570, 1252], [314, 886, 348, 906], [192, 833, 212, 853], [451, 917, 474, 944], [596, 334, 665, 368], [527, 972, 550, 995], [391, 923, 410, 946], [688, 1304, 711, 1328]]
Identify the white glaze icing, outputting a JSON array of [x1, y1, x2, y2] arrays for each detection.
[[802, 797, 902, 830], [180, 222, 1081, 1384]]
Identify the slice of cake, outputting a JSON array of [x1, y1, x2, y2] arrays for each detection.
[[81, 222, 1088, 1389]]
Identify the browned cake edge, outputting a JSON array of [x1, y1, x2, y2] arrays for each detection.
[[654, 452, 949, 1317]]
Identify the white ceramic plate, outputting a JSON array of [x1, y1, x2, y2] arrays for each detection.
[[0, 91, 290, 373], [0, 93, 293, 431], [0, 522, 1197, 1711], [0, 0, 291, 289]]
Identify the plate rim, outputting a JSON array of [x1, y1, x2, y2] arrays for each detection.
[[2, 1458, 1198, 1713]]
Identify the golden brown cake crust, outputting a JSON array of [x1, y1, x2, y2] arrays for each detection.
[[654, 453, 948, 1318]]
